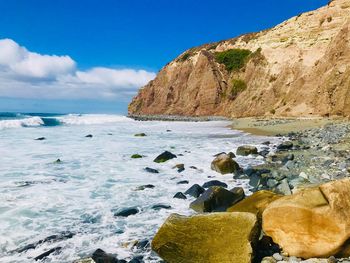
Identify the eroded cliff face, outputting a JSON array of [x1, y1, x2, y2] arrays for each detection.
[[129, 0, 350, 118]]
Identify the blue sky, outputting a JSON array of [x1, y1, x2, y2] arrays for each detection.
[[0, 0, 328, 114]]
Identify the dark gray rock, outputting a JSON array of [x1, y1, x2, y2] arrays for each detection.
[[35, 137, 46, 141], [144, 167, 159, 174], [277, 141, 293, 150], [173, 192, 187, 199], [151, 204, 171, 210], [34, 247, 62, 261], [190, 186, 244, 213], [135, 184, 155, 191], [184, 184, 205, 198], [202, 180, 227, 188], [153, 151, 177, 163], [177, 180, 189, 185], [85, 134, 93, 138], [114, 207, 139, 217], [92, 249, 118, 263]]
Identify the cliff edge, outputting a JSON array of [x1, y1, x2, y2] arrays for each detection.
[[129, 0, 350, 118]]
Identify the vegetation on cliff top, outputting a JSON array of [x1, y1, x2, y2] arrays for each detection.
[[215, 49, 252, 71]]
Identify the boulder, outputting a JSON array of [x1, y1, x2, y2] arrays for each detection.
[[151, 212, 259, 263], [263, 178, 350, 258], [190, 186, 244, 213], [227, 190, 281, 217], [210, 153, 241, 175], [154, 151, 177, 163], [236, 145, 258, 156], [184, 184, 205, 198]]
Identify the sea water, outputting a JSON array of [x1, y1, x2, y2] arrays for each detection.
[[0, 113, 279, 262]]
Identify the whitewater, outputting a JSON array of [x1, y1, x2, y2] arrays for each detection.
[[0, 113, 279, 262]]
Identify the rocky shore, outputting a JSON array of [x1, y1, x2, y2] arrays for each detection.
[[73, 118, 350, 263], [128, 114, 229, 122]]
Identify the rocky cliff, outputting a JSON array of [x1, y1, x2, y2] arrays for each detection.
[[129, 0, 350, 118]]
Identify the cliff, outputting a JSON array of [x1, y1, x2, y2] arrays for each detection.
[[129, 0, 350, 118]]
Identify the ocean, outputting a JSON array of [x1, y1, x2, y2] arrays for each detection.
[[0, 113, 279, 262]]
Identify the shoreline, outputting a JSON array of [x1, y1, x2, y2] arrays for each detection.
[[127, 114, 229, 122]]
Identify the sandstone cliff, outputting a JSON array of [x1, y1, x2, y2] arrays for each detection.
[[129, 0, 350, 118]]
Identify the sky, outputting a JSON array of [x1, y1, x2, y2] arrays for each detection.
[[0, 0, 328, 114]]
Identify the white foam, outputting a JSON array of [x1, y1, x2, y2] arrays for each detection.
[[0, 117, 44, 129], [58, 114, 132, 125], [0, 116, 281, 262]]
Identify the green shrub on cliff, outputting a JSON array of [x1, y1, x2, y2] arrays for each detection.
[[230, 79, 247, 97], [215, 49, 252, 71]]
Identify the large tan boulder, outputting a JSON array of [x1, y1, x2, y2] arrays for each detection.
[[211, 153, 241, 174], [227, 190, 281, 216], [263, 178, 350, 259], [152, 212, 259, 263]]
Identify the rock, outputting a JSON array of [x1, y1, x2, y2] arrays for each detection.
[[15, 231, 74, 253], [172, 163, 185, 172], [255, 236, 281, 262], [85, 134, 93, 138], [189, 166, 198, 169], [173, 192, 187, 199], [277, 141, 293, 150], [134, 133, 146, 137], [135, 184, 155, 191], [131, 154, 143, 159], [114, 207, 139, 217], [54, 159, 62, 163], [176, 180, 189, 185], [184, 184, 205, 198], [151, 212, 259, 263], [152, 204, 171, 210], [144, 167, 159, 173], [154, 151, 177, 163], [261, 257, 277, 263], [259, 149, 270, 157], [267, 179, 278, 188], [190, 186, 244, 212], [73, 258, 95, 263], [35, 137, 46, 141], [276, 178, 292, 195], [236, 145, 258, 156], [128, 256, 143, 263], [134, 239, 150, 250], [227, 190, 281, 216], [202, 180, 227, 188], [263, 178, 350, 258], [230, 187, 245, 199], [272, 253, 283, 261], [92, 249, 118, 263], [34, 247, 62, 261], [211, 153, 241, 174]]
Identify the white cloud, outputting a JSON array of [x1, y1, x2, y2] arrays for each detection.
[[0, 38, 156, 100]]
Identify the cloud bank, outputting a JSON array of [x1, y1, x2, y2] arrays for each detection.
[[0, 38, 156, 100]]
